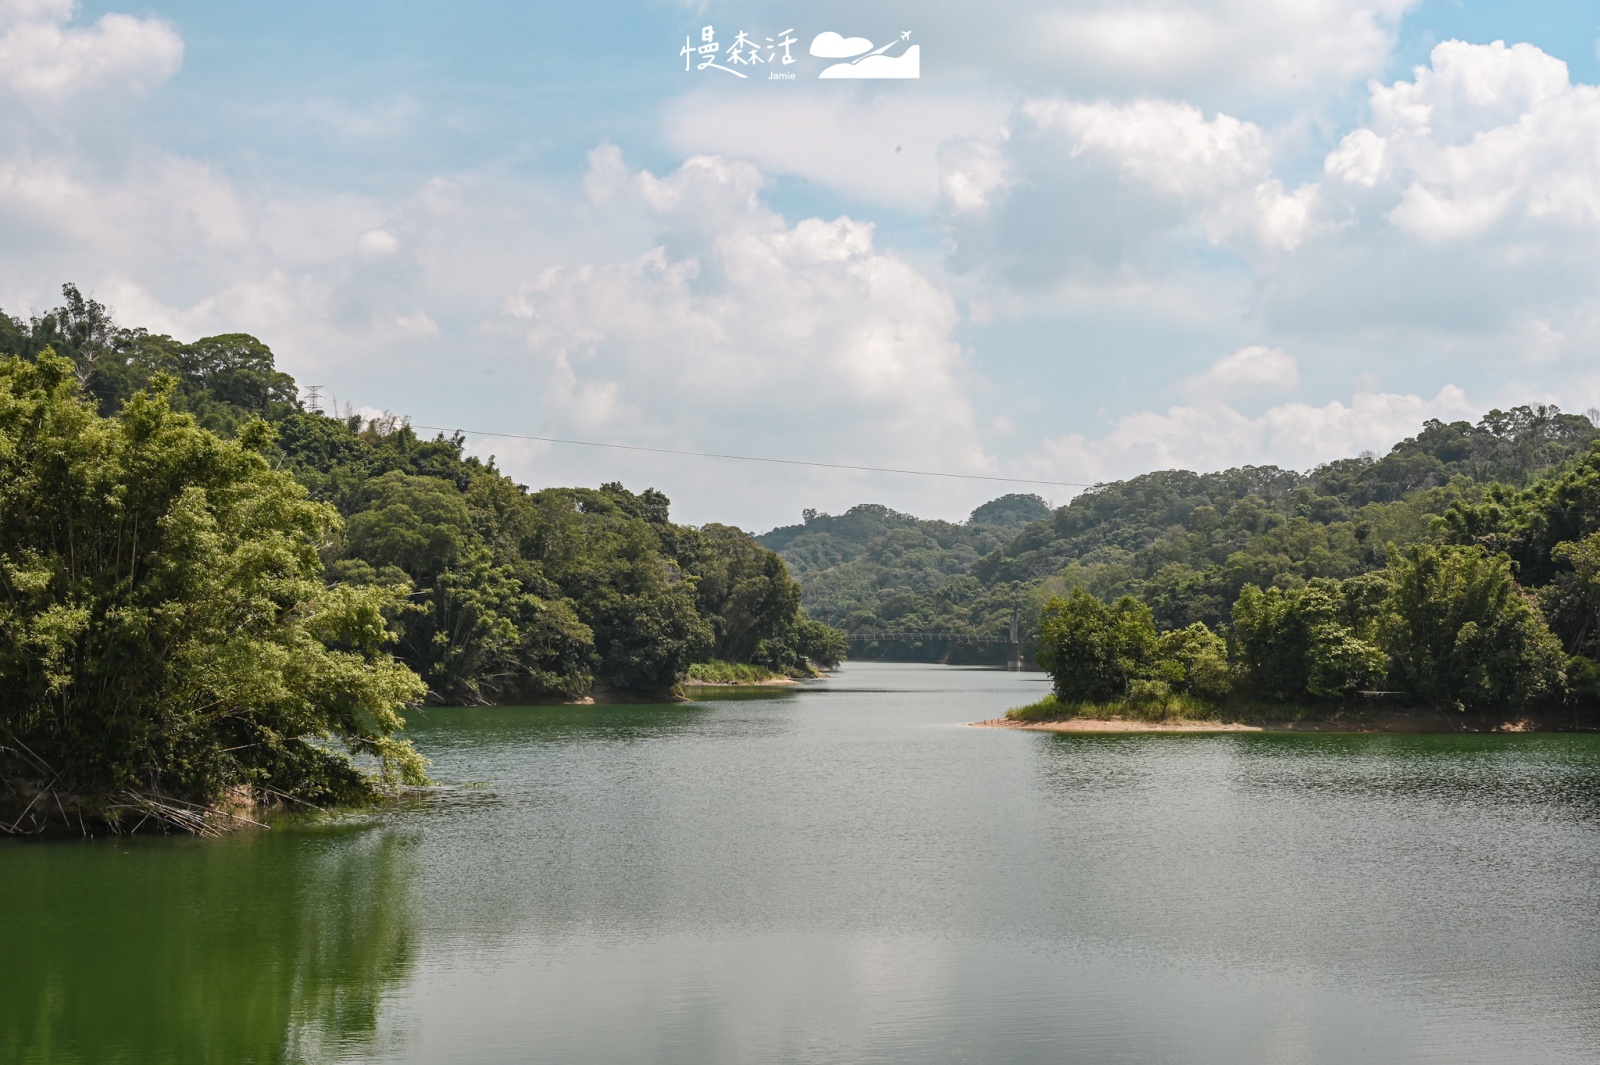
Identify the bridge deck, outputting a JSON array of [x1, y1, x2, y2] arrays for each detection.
[[844, 632, 1013, 643]]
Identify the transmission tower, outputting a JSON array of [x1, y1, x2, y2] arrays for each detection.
[[304, 385, 323, 413]]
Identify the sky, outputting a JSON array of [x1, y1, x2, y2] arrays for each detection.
[[4, 0, 1600, 531]]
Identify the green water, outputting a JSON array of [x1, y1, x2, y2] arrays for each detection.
[[5, 662, 1600, 1064]]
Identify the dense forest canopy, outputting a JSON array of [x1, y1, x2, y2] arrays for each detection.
[[0, 353, 429, 825], [760, 400, 1600, 713], [0, 285, 845, 829]]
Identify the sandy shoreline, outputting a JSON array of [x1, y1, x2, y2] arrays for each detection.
[[971, 717, 1263, 733]]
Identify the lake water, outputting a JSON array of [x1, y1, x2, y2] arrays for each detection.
[[5, 661, 1600, 1064]]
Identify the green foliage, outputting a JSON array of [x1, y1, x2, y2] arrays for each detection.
[[690, 523, 803, 663], [1037, 590, 1158, 702], [757, 503, 1021, 636], [0, 354, 427, 812], [1035, 589, 1238, 709], [0, 285, 299, 432], [967, 493, 1051, 528], [1028, 543, 1566, 719], [684, 660, 779, 684], [1155, 623, 1232, 698], [1004, 690, 1223, 724], [1377, 544, 1564, 712], [1231, 582, 1387, 701], [764, 405, 1600, 671], [1444, 445, 1600, 664], [0, 287, 848, 717], [333, 470, 596, 703], [781, 617, 849, 669], [1004, 694, 1069, 722]]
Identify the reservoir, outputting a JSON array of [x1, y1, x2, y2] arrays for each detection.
[[5, 661, 1599, 1063]]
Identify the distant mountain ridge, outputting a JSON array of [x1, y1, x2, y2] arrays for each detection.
[[758, 406, 1600, 663]]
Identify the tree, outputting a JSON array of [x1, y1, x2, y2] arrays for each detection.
[[1232, 582, 1386, 701], [1154, 622, 1232, 698], [0, 292, 847, 707], [691, 523, 804, 663], [1037, 590, 1156, 702], [339, 471, 595, 703], [783, 618, 848, 669], [0, 354, 427, 826], [1378, 544, 1564, 712]]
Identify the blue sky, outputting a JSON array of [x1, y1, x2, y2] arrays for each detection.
[[6, 0, 1600, 529]]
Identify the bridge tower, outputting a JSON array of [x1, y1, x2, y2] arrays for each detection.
[[1008, 606, 1022, 671]]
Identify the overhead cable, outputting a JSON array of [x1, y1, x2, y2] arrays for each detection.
[[407, 424, 1095, 489]]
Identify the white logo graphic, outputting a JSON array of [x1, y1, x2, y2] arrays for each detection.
[[810, 31, 919, 79], [677, 27, 918, 81], [681, 25, 798, 78]]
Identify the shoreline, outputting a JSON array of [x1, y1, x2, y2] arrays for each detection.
[[679, 676, 805, 689], [971, 717, 1263, 733], [970, 715, 1561, 734]]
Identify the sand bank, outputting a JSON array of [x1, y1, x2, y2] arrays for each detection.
[[971, 718, 1263, 733]]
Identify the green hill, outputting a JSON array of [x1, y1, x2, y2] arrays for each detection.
[[0, 284, 846, 706], [760, 407, 1600, 664]]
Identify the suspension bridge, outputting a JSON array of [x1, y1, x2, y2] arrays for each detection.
[[844, 610, 1026, 668]]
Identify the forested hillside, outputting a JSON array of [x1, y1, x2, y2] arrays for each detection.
[[763, 405, 1600, 669], [0, 284, 848, 830], [754, 494, 1049, 628], [0, 285, 843, 705]]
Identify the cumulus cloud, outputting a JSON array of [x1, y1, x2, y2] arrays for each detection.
[[0, 0, 182, 100], [504, 150, 987, 482], [1018, 0, 1416, 99], [1263, 39, 1600, 352], [1195, 345, 1299, 392], [664, 1, 1416, 213], [357, 229, 400, 258], [935, 36, 1600, 385], [776, 0, 1415, 102], [1031, 384, 1474, 483], [664, 91, 1009, 211], [940, 97, 1315, 284], [1362, 41, 1600, 239]]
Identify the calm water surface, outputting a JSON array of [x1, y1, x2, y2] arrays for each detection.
[[6, 662, 1600, 1064]]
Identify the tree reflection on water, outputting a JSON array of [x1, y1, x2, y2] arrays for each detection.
[[0, 825, 418, 1065]]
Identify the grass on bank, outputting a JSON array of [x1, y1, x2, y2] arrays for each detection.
[[684, 661, 782, 685], [1006, 691, 1325, 726]]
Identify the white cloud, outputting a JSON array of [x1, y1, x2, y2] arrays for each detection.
[[777, 0, 1415, 101], [503, 151, 987, 483], [1367, 42, 1600, 240], [11, 4, 1600, 531], [664, 91, 1008, 211], [940, 97, 1315, 285], [0, 0, 181, 100], [357, 229, 400, 257], [1196, 345, 1299, 392], [1370, 39, 1569, 142], [1262, 39, 1600, 351], [1324, 128, 1386, 188], [1023, 0, 1416, 97], [1031, 384, 1474, 483], [934, 36, 1600, 384]]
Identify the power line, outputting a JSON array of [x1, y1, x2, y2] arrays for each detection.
[[407, 424, 1095, 489]]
